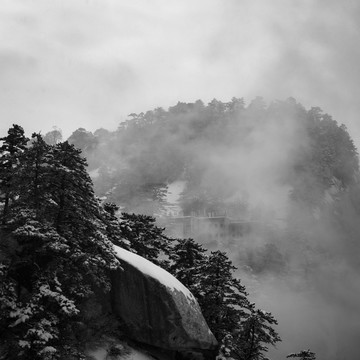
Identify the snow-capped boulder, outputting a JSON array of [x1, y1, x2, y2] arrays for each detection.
[[111, 246, 218, 352]]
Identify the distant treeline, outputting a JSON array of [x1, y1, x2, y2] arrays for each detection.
[[66, 97, 358, 216]]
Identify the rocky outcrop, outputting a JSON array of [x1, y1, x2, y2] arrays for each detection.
[[111, 246, 218, 352]]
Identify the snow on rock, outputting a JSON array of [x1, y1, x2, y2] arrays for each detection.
[[111, 245, 218, 352], [114, 245, 195, 304]]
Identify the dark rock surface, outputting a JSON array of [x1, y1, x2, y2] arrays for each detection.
[[111, 248, 217, 352]]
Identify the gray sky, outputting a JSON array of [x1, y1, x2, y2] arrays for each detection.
[[1, 0, 360, 145]]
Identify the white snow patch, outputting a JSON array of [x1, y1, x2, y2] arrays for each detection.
[[114, 245, 196, 304], [87, 345, 167, 360], [87, 347, 107, 360], [126, 348, 157, 360]]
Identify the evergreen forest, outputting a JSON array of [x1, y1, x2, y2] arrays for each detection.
[[1, 97, 360, 360]]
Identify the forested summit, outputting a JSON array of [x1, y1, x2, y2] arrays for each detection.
[[63, 98, 360, 360], [66, 97, 358, 216], [64, 97, 360, 282], [2, 94, 360, 359]]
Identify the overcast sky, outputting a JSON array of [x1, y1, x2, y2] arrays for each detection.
[[1, 0, 360, 145]]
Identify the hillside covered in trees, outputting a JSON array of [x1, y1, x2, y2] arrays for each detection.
[[64, 97, 360, 359], [66, 97, 360, 273], [67, 97, 358, 219], [0, 124, 285, 360], [1, 95, 360, 360]]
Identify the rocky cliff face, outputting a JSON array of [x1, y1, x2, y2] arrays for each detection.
[[111, 246, 218, 354]]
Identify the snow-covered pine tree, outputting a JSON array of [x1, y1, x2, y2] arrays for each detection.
[[216, 333, 236, 360], [0, 132, 121, 359], [101, 202, 131, 250], [197, 250, 250, 341], [169, 246, 281, 360], [9, 133, 51, 218], [235, 308, 281, 360], [168, 238, 207, 298], [117, 212, 172, 267], [0, 124, 29, 224]]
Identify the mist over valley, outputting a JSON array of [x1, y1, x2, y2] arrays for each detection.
[[1, 1, 360, 358], [63, 97, 360, 360]]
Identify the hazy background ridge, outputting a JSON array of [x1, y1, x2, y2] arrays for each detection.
[[1, 0, 360, 147]]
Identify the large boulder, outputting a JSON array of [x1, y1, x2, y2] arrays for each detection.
[[111, 246, 218, 352]]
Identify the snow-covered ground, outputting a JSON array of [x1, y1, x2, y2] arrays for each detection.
[[87, 343, 166, 360], [114, 245, 196, 304]]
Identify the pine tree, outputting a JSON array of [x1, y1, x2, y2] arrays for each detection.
[[216, 333, 236, 360], [168, 238, 207, 298], [168, 245, 281, 360], [9, 133, 51, 219], [235, 309, 281, 360], [0, 124, 29, 224], [100, 202, 131, 250], [0, 132, 121, 359], [197, 251, 250, 340], [118, 212, 172, 267]]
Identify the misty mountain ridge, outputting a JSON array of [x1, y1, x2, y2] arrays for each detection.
[[1, 97, 360, 359], [66, 97, 357, 221], [63, 96, 360, 360]]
